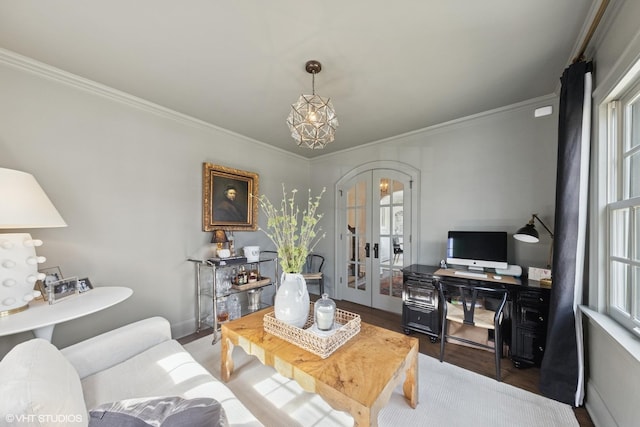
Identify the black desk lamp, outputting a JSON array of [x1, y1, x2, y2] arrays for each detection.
[[514, 214, 554, 285]]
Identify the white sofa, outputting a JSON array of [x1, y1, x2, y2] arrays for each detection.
[[0, 317, 262, 426]]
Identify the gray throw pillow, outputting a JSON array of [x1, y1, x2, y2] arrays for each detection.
[[89, 396, 227, 427]]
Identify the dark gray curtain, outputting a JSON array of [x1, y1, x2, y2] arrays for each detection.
[[539, 60, 592, 406]]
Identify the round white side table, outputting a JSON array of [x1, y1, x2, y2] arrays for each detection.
[[0, 286, 133, 342]]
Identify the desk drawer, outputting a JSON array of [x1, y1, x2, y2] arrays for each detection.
[[513, 326, 546, 366], [403, 282, 438, 306], [517, 290, 549, 306], [518, 305, 546, 327], [402, 303, 440, 336]]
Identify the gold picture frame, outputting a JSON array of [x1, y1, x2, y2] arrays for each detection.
[[202, 163, 259, 231]]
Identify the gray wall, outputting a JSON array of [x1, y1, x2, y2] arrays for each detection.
[[0, 57, 310, 355], [310, 96, 558, 296]]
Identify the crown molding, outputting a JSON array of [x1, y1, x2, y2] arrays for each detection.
[[310, 93, 558, 162], [0, 48, 306, 161]]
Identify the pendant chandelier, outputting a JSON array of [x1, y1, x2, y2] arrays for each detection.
[[287, 60, 339, 149]]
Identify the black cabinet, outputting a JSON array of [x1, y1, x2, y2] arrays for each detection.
[[401, 265, 440, 342], [511, 286, 550, 368]]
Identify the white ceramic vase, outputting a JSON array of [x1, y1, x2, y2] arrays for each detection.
[[274, 272, 310, 328]]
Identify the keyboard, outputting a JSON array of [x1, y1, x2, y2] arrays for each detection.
[[453, 270, 488, 279]]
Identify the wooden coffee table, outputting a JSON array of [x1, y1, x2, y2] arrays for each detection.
[[221, 308, 419, 427]]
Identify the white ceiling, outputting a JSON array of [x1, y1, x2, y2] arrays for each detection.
[[0, 1, 596, 158]]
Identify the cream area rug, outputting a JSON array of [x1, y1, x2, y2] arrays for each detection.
[[184, 336, 578, 427]]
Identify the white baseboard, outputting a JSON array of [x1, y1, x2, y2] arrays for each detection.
[[585, 382, 616, 427], [171, 317, 197, 340]]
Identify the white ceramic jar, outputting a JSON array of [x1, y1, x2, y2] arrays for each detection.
[[274, 272, 309, 328]]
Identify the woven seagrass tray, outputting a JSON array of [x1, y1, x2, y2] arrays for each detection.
[[263, 305, 361, 359]]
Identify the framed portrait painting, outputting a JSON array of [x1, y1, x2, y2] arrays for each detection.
[[202, 163, 259, 231]]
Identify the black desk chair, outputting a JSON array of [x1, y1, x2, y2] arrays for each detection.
[[302, 253, 325, 296], [392, 237, 404, 263], [261, 251, 324, 295], [438, 280, 508, 381]]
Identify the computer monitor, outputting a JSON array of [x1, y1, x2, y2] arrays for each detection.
[[446, 231, 508, 270]]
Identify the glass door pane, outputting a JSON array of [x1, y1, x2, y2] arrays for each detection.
[[378, 177, 392, 298], [343, 176, 371, 306], [373, 172, 408, 312]]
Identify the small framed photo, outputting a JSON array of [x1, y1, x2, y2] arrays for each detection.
[[48, 277, 78, 304], [42, 266, 63, 285], [36, 266, 64, 301], [77, 277, 93, 293]]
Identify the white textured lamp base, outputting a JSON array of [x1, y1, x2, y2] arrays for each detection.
[[0, 233, 46, 316]]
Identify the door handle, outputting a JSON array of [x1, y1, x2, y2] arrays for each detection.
[[373, 243, 379, 259], [365, 243, 370, 258]]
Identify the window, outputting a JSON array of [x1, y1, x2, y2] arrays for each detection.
[[607, 75, 640, 334]]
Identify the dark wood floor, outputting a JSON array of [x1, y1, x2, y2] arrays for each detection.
[[179, 299, 594, 426]]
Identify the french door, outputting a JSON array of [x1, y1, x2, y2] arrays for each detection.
[[337, 168, 413, 313]]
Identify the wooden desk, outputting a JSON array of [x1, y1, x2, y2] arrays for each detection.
[[434, 268, 521, 286], [221, 308, 419, 427], [0, 286, 132, 342]]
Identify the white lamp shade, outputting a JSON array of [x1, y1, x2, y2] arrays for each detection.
[[0, 168, 67, 229], [513, 233, 539, 243], [513, 222, 540, 243]]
